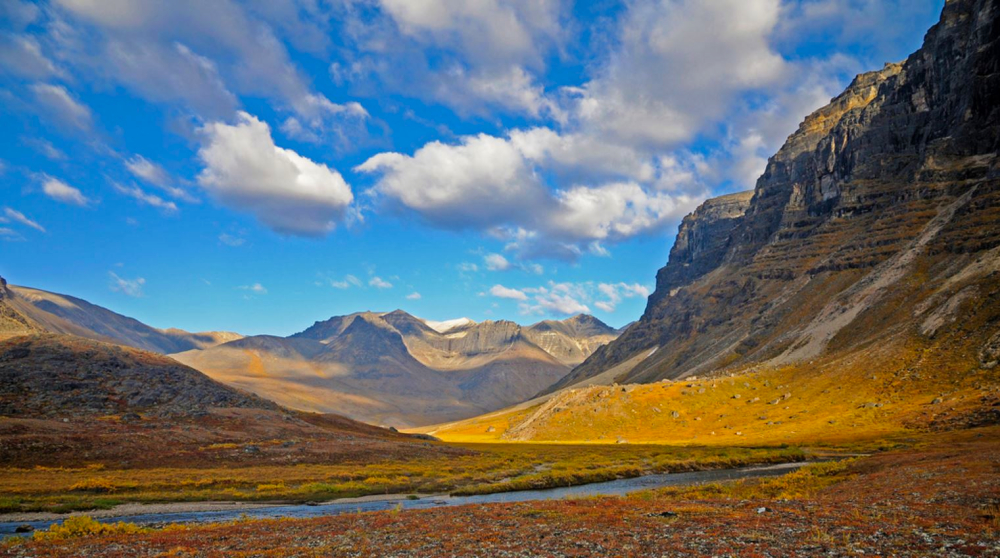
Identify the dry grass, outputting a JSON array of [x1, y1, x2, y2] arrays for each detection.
[[0, 443, 803, 513]]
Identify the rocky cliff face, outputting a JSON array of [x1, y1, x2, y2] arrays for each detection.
[[554, 0, 1000, 390]]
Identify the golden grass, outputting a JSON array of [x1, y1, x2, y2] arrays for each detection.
[[423, 334, 997, 446], [0, 443, 804, 513]]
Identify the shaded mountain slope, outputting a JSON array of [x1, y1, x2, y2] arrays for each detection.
[[0, 333, 445, 468], [549, 0, 1000, 392], [0, 278, 241, 353]]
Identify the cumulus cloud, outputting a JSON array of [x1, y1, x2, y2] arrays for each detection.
[[405, 292, 422, 300], [329, 0, 564, 118], [491, 280, 650, 316], [520, 282, 591, 316], [109, 271, 145, 297], [572, 0, 786, 148], [489, 284, 528, 301], [1, 207, 45, 232], [197, 112, 354, 237], [369, 276, 393, 289], [484, 253, 511, 271], [549, 182, 700, 243], [41, 177, 90, 206], [30, 83, 92, 130], [112, 183, 178, 213], [360, 129, 707, 259], [358, 133, 549, 230]]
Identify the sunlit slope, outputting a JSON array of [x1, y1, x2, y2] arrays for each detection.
[[420, 269, 1000, 444]]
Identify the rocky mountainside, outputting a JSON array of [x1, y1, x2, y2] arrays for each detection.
[[174, 311, 619, 427], [0, 334, 276, 418], [0, 278, 241, 353], [548, 0, 1000, 392]]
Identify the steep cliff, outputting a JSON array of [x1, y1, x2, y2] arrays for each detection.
[[552, 0, 1000, 390]]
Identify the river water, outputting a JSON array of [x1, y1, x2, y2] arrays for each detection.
[[0, 461, 809, 538]]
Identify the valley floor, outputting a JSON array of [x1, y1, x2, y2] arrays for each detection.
[[3, 426, 999, 557]]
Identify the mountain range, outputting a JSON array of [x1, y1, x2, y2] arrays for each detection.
[[172, 311, 619, 427], [0, 276, 620, 427]]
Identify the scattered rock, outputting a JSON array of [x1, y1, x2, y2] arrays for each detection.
[[732, 394, 741, 399], [486, 426, 496, 433], [243, 445, 261, 454], [15, 524, 33, 533]]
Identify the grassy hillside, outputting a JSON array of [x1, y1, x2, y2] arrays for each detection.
[[421, 322, 1000, 445]]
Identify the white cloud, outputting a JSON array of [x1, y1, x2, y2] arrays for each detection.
[[494, 280, 649, 316], [113, 183, 178, 212], [405, 292, 422, 300], [41, 177, 90, 206], [126, 155, 196, 202], [1, 207, 45, 232], [197, 112, 354, 237], [549, 182, 702, 243], [572, 0, 786, 148], [50, 0, 347, 126], [378, 0, 561, 67], [329, 274, 362, 289], [595, 282, 650, 313], [358, 133, 548, 230], [25, 138, 66, 160], [519, 282, 590, 316], [330, 0, 564, 118], [30, 83, 92, 130], [457, 262, 479, 273], [239, 283, 267, 295], [279, 97, 369, 145], [489, 284, 528, 301], [509, 127, 654, 182], [360, 128, 708, 259], [109, 271, 145, 297], [484, 253, 511, 271], [369, 276, 393, 289], [0, 34, 59, 78]]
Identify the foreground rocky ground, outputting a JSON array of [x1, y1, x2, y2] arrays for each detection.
[[4, 426, 998, 557]]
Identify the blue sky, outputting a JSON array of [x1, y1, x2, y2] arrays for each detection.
[[0, 0, 943, 335]]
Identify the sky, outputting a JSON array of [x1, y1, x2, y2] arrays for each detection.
[[0, 0, 944, 336]]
